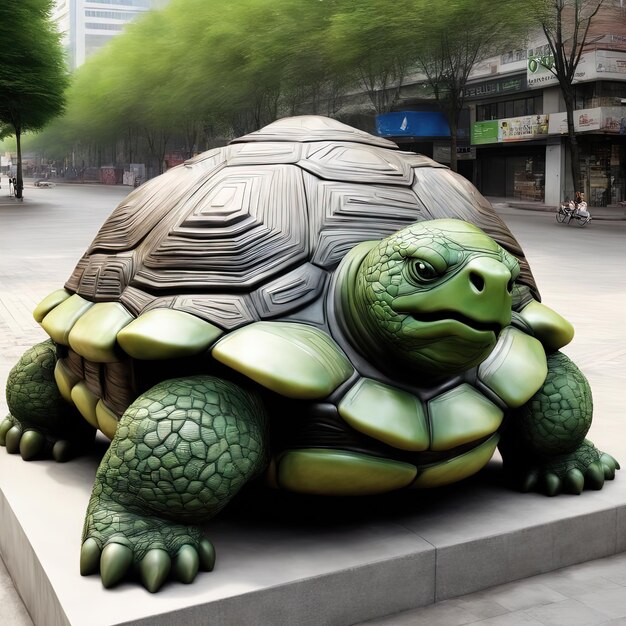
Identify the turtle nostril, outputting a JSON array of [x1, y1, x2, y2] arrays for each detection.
[[469, 272, 485, 292]]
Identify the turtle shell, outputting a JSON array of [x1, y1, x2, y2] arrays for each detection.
[[64, 115, 538, 332]]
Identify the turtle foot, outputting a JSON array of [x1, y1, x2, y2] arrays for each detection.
[[511, 440, 619, 496], [0, 414, 94, 462], [82, 500, 215, 592]]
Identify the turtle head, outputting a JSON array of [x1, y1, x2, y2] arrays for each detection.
[[341, 219, 520, 379]]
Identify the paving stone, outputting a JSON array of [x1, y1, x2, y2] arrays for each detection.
[[523, 598, 611, 625]]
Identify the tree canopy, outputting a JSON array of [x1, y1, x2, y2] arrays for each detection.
[[0, 0, 68, 196], [413, 0, 533, 171], [25, 0, 538, 175]]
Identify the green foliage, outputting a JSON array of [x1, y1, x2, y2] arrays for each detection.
[[25, 0, 536, 171], [0, 0, 68, 135], [413, 0, 533, 170], [0, 0, 68, 196], [325, 0, 427, 113]]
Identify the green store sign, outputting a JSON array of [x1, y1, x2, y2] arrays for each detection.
[[471, 121, 499, 145]]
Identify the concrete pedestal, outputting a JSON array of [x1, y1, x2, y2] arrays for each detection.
[[1, 440, 625, 626]]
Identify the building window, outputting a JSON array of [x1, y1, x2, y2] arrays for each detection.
[[85, 10, 139, 20], [85, 22, 125, 30], [476, 95, 542, 121], [90, 0, 152, 6]]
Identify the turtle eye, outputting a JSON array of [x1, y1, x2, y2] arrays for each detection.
[[406, 259, 440, 284]]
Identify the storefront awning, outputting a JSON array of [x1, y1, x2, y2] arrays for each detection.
[[376, 111, 450, 138]]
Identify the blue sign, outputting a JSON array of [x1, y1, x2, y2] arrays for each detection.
[[376, 111, 450, 137]]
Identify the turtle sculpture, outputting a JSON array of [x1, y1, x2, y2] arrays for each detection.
[[1, 116, 618, 592]]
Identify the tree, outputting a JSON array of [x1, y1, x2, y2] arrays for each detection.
[[532, 0, 617, 195], [413, 0, 533, 172], [0, 0, 69, 198], [325, 0, 426, 115]]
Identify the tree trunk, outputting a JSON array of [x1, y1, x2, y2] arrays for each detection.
[[449, 115, 458, 173], [564, 90, 582, 198], [15, 128, 23, 199]]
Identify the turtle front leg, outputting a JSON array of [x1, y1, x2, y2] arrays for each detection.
[[499, 351, 619, 496], [1, 339, 95, 461], [81, 375, 268, 592]]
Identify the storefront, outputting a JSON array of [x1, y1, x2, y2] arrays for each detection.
[[472, 114, 549, 200], [477, 146, 546, 200], [471, 105, 626, 204], [548, 107, 626, 206]]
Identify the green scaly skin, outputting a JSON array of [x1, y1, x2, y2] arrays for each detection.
[[81, 376, 269, 591], [499, 351, 619, 495], [0, 339, 94, 461], [345, 219, 519, 378]]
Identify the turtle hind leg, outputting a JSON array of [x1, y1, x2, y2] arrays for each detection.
[[1, 339, 95, 461], [81, 375, 268, 592], [499, 351, 619, 496]]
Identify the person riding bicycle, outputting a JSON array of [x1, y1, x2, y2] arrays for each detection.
[[574, 191, 584, 211], [574, 191, 591, 220]]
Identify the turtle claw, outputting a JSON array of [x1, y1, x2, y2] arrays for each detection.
[[543, 472, 560, 496], [82, 500, 213, 590], [20, 430, 46, 460], [509, 441, 618, 496], [140, 549, 171, 593], [172, 545, 200, 584], [562, 468, 585, 494], [80, 538, 101, 575], [52, 439, 78, 463], [100, 543, 133, 588], [4, 424, 22, 454], [198, 538, 216, 572], [520, 469, 539, 492], [0, 413, 94, 462], [0, 416, 15, 445], [585, 461, 605, 490], [600, 452, 619, 478]]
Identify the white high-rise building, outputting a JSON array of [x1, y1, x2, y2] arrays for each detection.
[[52, 0, 170, 70]]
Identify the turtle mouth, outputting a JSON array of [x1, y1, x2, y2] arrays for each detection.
[[410, 310, 503, 335]]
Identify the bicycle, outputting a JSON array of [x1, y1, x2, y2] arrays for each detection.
[[556, 200, 592, 227]]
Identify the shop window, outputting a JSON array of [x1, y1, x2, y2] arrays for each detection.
[[513, 99, 526, 116], [476, 96, 544, 122]]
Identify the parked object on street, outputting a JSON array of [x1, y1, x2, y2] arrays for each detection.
[[34, 179, 55, 188], [0, 116, 617, 594], [556, 199, 592, 226]]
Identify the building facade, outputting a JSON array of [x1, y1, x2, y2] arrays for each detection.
[[52, 0, 169, 70], [375, 9, 626, 207], [468, 36, 626, 207]]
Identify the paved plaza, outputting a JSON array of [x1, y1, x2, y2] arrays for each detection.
[[0, 182, 625, 625]]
